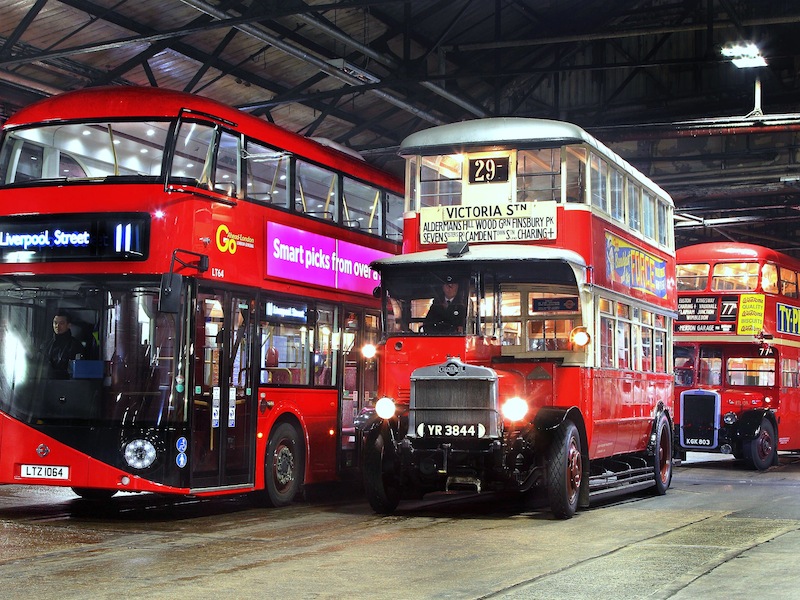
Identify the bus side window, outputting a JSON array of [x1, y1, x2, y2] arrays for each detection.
[[213, 131, 240, 198], [244, 139, 289, 207], [296, 160, 337, 221], [170, 121, 216, 188]]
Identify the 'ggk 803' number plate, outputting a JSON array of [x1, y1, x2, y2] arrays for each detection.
[[416, 423, 486, 438], [20, 464, 70, 480]]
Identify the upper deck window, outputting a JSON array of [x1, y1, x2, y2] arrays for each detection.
[[171, 121, 215, 185], [1, 121, 170, 185], [589, 154, 609, 212], [642, 191, 656, 240], [677, 263, 710, 291], [610, 169, 624, 222], [627, 181, 641, 231], [517, 148, 560, 203], [711, 262, 758, 291], [243, 139, 289, 208], [565, 146, 586, 203], [656, 201, 669, 246], [296, 159, 338, 221], [419, 154, 462, 207], [343, 177, 383, 233], [762, 263, 779, 293], [781, 267, 798, 298]]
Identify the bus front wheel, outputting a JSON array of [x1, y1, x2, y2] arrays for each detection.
[[363, 427, 401, 514], [264, 422, 305, 507], [743, 418, 776, 471], [546, 420, 582, 519]]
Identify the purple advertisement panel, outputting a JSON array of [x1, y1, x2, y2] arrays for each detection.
[[267, 222, 391, 295]]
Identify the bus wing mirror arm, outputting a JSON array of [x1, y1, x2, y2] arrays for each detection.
[[158, 249, 210, 313]]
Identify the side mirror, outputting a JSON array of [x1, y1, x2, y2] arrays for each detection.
[[158, 273, 184, 313]]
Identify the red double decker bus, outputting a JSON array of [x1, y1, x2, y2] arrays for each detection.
[[0, 86, 402, 502], [361, 118, 676, 518], [674, 242, 800, 469]]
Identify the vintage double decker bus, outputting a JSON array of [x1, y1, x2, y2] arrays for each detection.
[[0, 86, 402, 502], [674, 242, 800, 469], [361, 118, 676, 518]]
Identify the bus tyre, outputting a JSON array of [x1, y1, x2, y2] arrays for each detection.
[[546, 420, 582, 519], [71, 487, 117, 500], [363, 427, 401, 514], [743, 418, 776, 471], [264, 422, 305, 507], [651, 412, 673, 495]]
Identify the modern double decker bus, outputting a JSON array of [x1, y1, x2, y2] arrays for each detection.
[[361, 117, 676, 518], [674, 242, 800, 469], [0, 86, 403, 503]]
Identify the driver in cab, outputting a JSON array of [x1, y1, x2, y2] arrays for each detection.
[[423, 275, 466, 334]]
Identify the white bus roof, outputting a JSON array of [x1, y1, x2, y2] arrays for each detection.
[[399, 117, 671, 204], [371, 243, 586, 271]]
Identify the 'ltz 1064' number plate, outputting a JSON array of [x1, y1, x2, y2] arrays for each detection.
[[20, 464, 70, 480]]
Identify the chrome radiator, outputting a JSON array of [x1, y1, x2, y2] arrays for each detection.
[[408, 358, 499, 438]]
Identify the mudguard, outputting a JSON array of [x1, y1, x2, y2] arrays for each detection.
[[736, 408, 777, 442], [647, 404, 673, 455], [534, 406, 583, 432]]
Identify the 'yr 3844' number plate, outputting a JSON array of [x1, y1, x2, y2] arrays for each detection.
[[416, 423, 486, 438]]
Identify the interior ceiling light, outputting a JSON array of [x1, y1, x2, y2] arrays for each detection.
[[721, 42, 767, 68]]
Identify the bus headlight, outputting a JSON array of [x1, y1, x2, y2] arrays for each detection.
[[501, 396, 528, 422], [362, 343, 377, 359], [375, 397, 397, 420], [570, 327, 591, 348], [123, 439, 157, 470], [723, 412, 738, 425]]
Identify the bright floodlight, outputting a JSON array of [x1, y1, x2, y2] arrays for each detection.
[[721, 43, 767, 68]]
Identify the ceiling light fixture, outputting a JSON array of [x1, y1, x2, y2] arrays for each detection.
[[721, 42, 767, 68], [326, 58, 381, 84]]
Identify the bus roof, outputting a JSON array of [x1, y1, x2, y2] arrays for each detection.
[[677, 242, 800, 269], [371, 243, 586, 271], [398, 117, 671, 204], [2, 86, 401, 191]]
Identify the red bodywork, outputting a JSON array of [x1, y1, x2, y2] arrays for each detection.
[[0, 87, 402, 495], [674, 243, 800, 453]]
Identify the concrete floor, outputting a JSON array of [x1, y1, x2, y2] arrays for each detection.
[[0, 452, 798, 599]]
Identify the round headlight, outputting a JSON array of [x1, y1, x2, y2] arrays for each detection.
[[124, 439, 157, 470], [362, 343, 377, 359], [375, 397, 397, 420], [723, 412, 738, 425], [570, 327, 591, 347], [501, 396, 528, 422]]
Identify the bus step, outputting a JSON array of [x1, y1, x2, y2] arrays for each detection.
[[446, 476, 482, 493]]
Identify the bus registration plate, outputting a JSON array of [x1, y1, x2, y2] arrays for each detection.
[[416, 423, 486, 438], [20, 464, 70, 480]]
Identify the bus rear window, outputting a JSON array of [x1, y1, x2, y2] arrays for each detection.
[[677, 263, 710, 291], [711, 262, 758, 292]]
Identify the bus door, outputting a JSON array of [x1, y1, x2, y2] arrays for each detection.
[[340, 308, 381, 469], [190, 289, 256, 489]]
